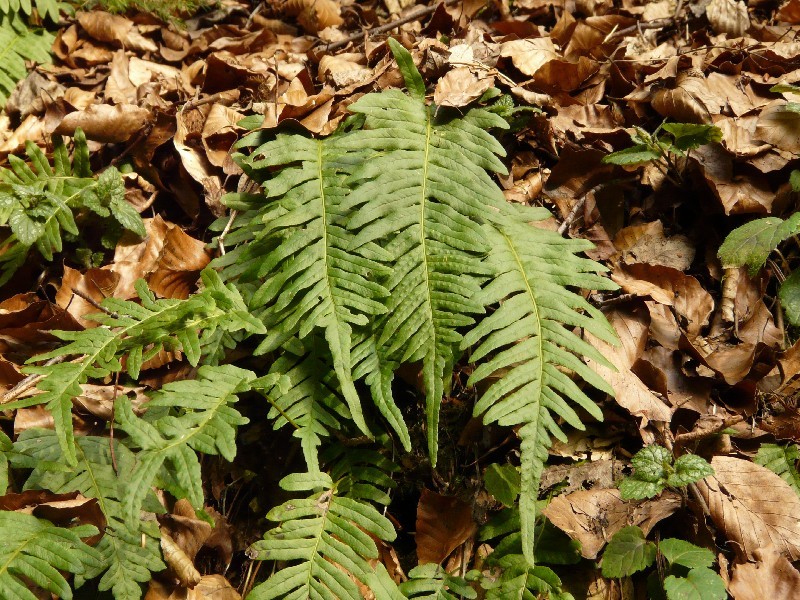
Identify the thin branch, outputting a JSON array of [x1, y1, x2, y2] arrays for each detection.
[[71, 288, 119, 319], [320, 0, 462, 52]]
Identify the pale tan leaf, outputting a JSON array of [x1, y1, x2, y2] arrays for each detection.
[[542, 489, 681, 559], [706, 0, 750, 37], [755, 101, 800, 153], [500, 38, 558, 77], [54, 104, 152, 143], [697, 456, 800, 560], [433, 67, 494, 108], [586, 309, 673, 424], [729, 545, 800, 600]]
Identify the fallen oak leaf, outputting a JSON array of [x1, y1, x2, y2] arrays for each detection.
[[696, 456, 800, 561], [54, 104, 152, 143]]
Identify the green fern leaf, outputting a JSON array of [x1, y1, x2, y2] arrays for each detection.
[[461, 222, 617, 564], [229, 133, 392, 438], [247, 471, 396, 600], [6, 269, 263, 465], [483, 556, 568, 600], [755, 442, 800, 496], [0, 511, 101, 600], [339, 38, 510, 464], [115, 364, 254, 521], [12, 429, 164, 600], [399, 564, 476, 600], [0, 14, 53, 107], [253, 340, 350, 473], [0, 130, 145, 283]]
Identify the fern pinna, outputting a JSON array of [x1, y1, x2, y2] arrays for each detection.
[[0, 38, 615, 600]]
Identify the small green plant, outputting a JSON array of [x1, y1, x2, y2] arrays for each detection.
[[0, 129, 146, 284], [601, 527, 726, 600], [718, 209, 800, 326], [603, 122, 722, 184], [618, 445, 713, 500]]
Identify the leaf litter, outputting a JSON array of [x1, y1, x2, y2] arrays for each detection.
[[5, 0, 800, 597]]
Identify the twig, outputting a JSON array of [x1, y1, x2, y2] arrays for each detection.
[[673, 415, 744, 446], [605, 18, 676, 43], [217, 209, 238, 256], [558, 181, 610, 236], [1, 356, 67, 405], [71, 288, 119, 319], [321, 0, 462, 52]]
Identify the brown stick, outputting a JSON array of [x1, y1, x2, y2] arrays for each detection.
[[321, 0, 462, 52], [1, 357, 67, 405]]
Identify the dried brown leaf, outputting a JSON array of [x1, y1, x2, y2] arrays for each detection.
[[729, 545, 800, 600], [586, 308, 673, 424], [434, 67, 494, 108], [500, 38, 558, 77], [696, 456, 800, 560], [415, 489, 477, 565], [54, 104, 152, 143], [706, 0, 750, 37], [542, 488, 681, 559], [55, 266, 120, 328]]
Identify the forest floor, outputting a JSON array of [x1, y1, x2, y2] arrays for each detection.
[[5, 0, 800, 598]]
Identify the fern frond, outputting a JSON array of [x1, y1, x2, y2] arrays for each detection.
[[227, 132, 393, 438], [247, 471, 396, 600], [6, 268, 263, 465], [0, 511, 101, 600], [339, 38, 510, 464], [253, 339, 350, 473], [0, 14, 53, 107], [399, 564, 476, 600], [483, 556, 568, 600], [461, 221, 617, 564], [0, 130, 144, 283], [12, 429, 164, 600], [323, 443, 399, 506], [114, 364, 255, 521]]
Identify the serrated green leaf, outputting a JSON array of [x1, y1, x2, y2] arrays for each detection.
[[632, 445, 672, 483], [668, 454, 713, 488], [601, 526, 656, 578], [619, 477, 664, 500], [718, 214, 800, 275], [661, 123, 722, 151], [602, 144, 661, 165], [484, 463, 521, 507], [663, 567, 726, 600], [658, 539, 714, 569], [779, 269, 800, 327]]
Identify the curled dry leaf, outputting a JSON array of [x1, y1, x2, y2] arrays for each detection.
[[0, 490, 106, 545], [55, 266, 121, 328], [77, 11, 157, 53], [54, 104, 152, 143], [500, 37, 558, 77], [542, 488, 682, 559], [283, 0, 343, 33], [585, 308, 673, 424], [112, 216, 210, 299], [706, 0, 750, 37], [161, 532, 202, 588], [651, 71, 718, 124], [146, 575, 241, 600], [696, 456, 800, 560], [434, 67, 494, 108], [415, 488, 477, 565], [728, 545, 800, 600], [611, 264, 714, 339], [755, 101, 800, 153]]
